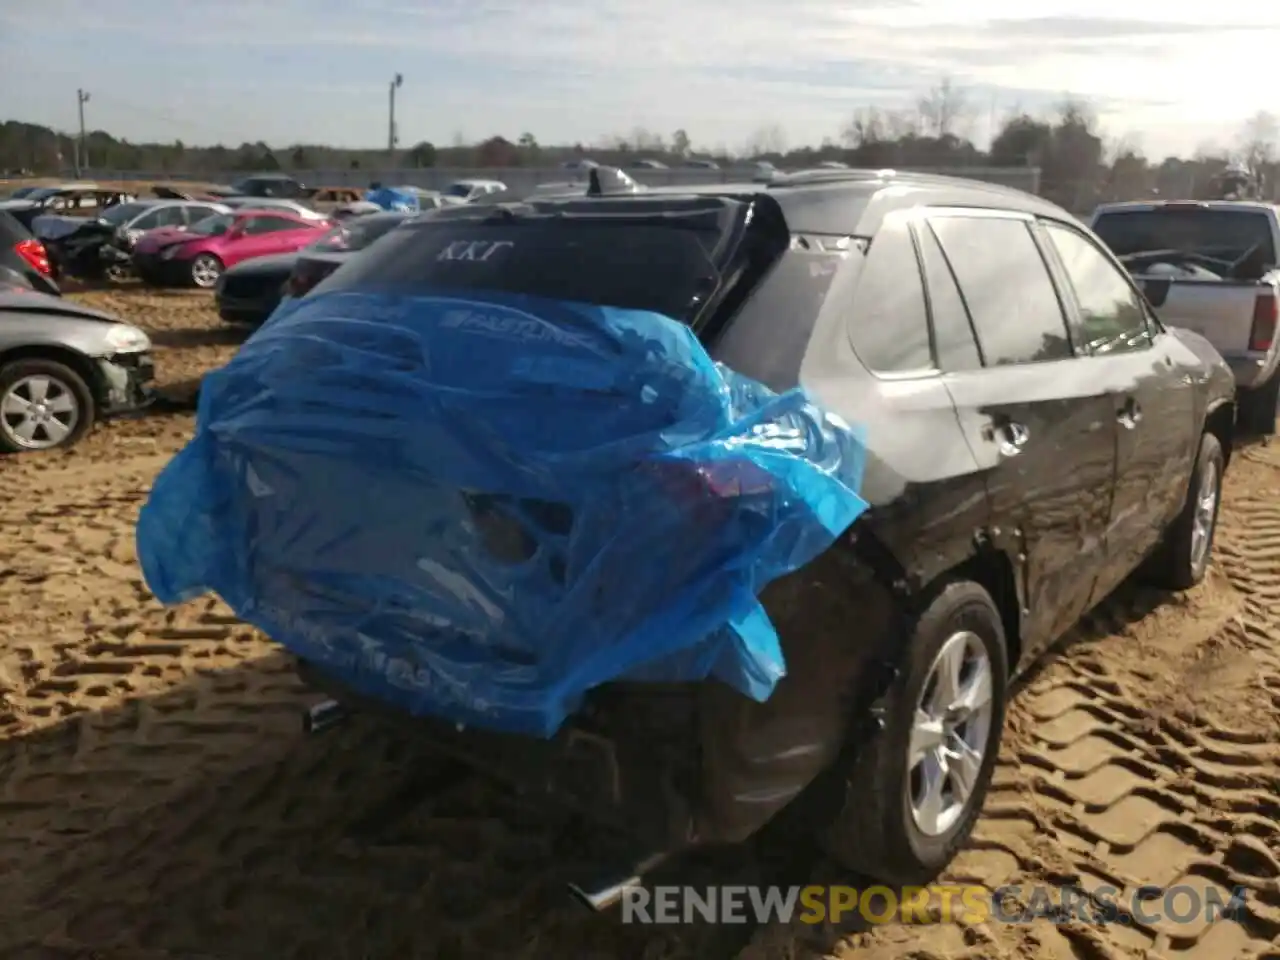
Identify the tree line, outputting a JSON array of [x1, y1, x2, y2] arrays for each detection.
[[3, 80, 1278, 214]]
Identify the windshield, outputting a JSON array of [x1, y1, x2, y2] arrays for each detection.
[[190, 212, 235, 236], [1093, 208, 1277, 266], [314, 217, 722, 321], [100, 202, 152, 226], [444, 183, 475, 199]]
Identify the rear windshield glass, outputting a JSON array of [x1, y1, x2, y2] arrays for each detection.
[[314, 218, 721, 321], [1093, 208, 1277, 265]]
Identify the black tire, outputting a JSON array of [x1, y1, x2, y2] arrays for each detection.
[[1146, 431, 1224, 590], [1238, 371, 1279, 435], [0, 358, 96, 454], [821, 579, 1008, 884]]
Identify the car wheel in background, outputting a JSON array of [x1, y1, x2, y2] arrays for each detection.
[[0, 358, 95, 453], [1145, 431, 1225, 590], [820, 579, 1008, 884], [189, 254, 224, 289]]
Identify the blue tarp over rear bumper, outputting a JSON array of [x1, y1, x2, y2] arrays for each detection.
[[135, 289, 870, 737]]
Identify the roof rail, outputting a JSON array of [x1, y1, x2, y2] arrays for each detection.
[[769, 166, 1035, 199]]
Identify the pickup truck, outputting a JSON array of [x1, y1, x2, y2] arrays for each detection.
[[1090, 200, 1279, 433]]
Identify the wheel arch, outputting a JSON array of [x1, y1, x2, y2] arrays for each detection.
[[0, 344, 102, 407], [1204, 398, 1236, 470]]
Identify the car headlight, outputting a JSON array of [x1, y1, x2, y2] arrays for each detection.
[[103, 324, 151, 353]]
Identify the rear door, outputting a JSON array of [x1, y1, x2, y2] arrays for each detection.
[[926, 210, 1118, 660], [1038, 218, 1198, 598]]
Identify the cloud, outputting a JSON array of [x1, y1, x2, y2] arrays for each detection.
[[3, 0, 1277, 156]]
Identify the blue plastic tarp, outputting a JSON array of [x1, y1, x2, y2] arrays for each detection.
[[135, 289, 870, 737], [363, 187, 419, 213]]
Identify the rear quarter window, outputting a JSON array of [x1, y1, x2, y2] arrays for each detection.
[[846, 210, 933, 374]]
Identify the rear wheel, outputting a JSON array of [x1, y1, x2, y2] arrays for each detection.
[[1238, 370, 1279, 435], [820, 580, 1008, 884], [189, 254, 223, 289], [0, 359, 95, 453]]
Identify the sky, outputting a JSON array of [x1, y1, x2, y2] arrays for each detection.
[[1, 0, 1277, 159]]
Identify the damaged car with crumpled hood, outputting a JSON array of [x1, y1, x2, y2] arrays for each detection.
[[134, 167, 1235, 908]]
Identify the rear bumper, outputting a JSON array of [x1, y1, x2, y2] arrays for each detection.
[[292, 550, 900, 851], [216, 291, 279, 326], [133, 254, 190, 287], [1226, 353, 1275, 390], [95, 351, 156, 415]]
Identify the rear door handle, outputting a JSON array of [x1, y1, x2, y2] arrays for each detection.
[[1117, 396, 1143, 429]]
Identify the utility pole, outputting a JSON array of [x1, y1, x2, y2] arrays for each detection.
[[388, 73, 403, 166], [76, 88, 90, 176]]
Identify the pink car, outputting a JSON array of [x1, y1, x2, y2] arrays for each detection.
[[132, 209, 331, 289]]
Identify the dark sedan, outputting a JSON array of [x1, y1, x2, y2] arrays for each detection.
[[287, 168, 1236, 902], [215, 210, 410, 326]]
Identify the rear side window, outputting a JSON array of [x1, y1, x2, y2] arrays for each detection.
[[153, 205, 186, 227], [318, 219, 722, 322], [929, 216, 1073, 366], [242, 216, 299, 235], [847, 211, 932, 374], [916, 222, 982, 372]]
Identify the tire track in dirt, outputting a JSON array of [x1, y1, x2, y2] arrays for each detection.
[[3, 288, 1280, 959], [739, 445, 1280, 960]]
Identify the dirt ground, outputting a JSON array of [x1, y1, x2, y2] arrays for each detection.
[[0, 286, 1277, 959]]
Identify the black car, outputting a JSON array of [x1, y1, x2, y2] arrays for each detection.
[[215, 211, 410, 326], [0, 210, 58, 295], [293, 168, 1236, 901], [207, 173, 309, 200]]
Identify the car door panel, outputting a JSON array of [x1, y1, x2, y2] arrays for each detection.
[[945, 364, 1115, 656], [1036, 219, 1199, 600], [926, 211, 1117, 661]]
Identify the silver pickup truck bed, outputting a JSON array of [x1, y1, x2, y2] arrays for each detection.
[[1090, 200, 1280, 433]]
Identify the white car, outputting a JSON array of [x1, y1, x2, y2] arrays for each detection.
[[442, 179, 508, 203], [218, 197, 330, 221]]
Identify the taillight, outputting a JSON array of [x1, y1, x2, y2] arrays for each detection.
[[1250, 293, 1277, 351], [14, 238, 51, 277]]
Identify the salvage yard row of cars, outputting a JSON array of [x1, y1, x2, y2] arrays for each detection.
[[0, 164, 1265, 907]]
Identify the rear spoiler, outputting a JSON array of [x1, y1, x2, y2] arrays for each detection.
[[587, 166, 647, 197]]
